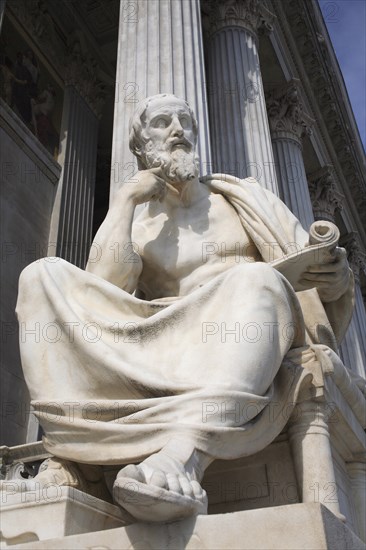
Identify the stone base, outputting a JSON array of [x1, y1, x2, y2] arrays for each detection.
[[3, 502, 365, 549], [0, 487, 129, 548]]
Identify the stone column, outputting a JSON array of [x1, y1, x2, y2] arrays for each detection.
[[203, 0, 278, 193], [266, 80, 314, 230], [309, 169, 365, 378], [51, 88, 98, 268], [346, 461, 366, 542], [308, 165, 343, 223], [110, 0, 211, 202], [288, 400, 343, 519], [49, 39, 107, 269], [338, 233, 366, 378]]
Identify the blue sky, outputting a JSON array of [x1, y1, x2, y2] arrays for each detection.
[[319, 0, 366, 149]]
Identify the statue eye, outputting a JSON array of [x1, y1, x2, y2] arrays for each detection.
[[154, 117, 168, 128], [180, 116, 190, 129]]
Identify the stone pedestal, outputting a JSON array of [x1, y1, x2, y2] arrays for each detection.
[[0, 487, 128, 548], [267, 80, 314, 230], [110, 0, 211, 201], [6, 503, 365, 549], [204, 0, 278, 193]]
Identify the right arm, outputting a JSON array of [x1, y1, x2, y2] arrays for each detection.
[[85, 168, 166, 293]]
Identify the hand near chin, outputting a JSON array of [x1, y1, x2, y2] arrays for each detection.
[[123, 168, 167, 205], [299, 247, 350, 302]]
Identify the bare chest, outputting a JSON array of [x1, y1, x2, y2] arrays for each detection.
[[132, 194, 257, 279]]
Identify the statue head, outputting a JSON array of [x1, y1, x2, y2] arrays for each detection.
[[129, 94, 199, 185]]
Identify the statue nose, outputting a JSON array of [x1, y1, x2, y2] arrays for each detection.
[[171, 118, 184, 136]]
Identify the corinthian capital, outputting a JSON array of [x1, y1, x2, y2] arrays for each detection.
[[266, 79, 313, 142], [340, 233, 366, 284], [308, 166, 343, 222], [202, 0, 275, 36]]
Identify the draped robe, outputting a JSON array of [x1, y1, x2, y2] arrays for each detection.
[[16, 177, 354, 464]]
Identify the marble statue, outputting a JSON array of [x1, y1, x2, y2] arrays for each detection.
[[2, 94, 354, 523]]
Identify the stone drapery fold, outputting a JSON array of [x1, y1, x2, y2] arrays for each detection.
[[16, 177, 353, 465]]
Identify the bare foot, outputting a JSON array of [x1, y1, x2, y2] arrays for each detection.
[[113, 440, 212, 522]]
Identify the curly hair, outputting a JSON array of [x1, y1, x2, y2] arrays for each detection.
[[129, 94, 198, 168]]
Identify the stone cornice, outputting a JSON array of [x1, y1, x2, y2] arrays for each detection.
[[339, 232, 366, 285], [202, 0, 276, 37], [308, 165, 343, 222], [266, 79, 313, 142], [276, 0, 366, 235]]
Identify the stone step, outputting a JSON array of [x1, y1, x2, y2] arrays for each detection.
[[2, 502, 365, 550], [0, 487, 129, 548]]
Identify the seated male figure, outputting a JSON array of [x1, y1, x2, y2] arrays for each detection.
[[2, 94, 352, 522]]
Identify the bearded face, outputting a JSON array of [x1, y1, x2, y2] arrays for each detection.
[[138, 97, 199, 186], [143, 137, 199, 185]]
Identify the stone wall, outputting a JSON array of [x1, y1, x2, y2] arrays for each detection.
[[0, 100, 60, 445]]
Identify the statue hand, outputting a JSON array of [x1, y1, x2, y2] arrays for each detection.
[[122, 168, 167, 205], [299, 247, 350, 302]]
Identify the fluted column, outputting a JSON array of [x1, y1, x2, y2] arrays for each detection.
[[50, 88, 98, 268], [347, 461, 366, 542], [309, 169, 366, 377], [308, 168, 365, 378], [308, 165, 343, 222], [266, 80, 314, 230], [203, 0, 278, 193], [49, 38, 107, 268], [339, 233, 366, 378], [288, 400, 343, 518], [110, 0, 211, 202]]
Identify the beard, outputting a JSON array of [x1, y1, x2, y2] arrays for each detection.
[[143, 141, 199, 185]]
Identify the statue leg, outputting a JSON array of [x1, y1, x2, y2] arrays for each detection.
[[113, 263, 305, 522], [13, 261, 304, 520], [200, 262, 305, 395]]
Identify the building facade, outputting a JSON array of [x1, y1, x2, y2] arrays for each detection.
[[0, 0, 365, 547]]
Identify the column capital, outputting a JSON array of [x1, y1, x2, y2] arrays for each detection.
[[308, 165, 343, 222], [340, 232, 366, 284], [266, 79, 313, 143], [64, 33, 110, 118], [202, 0, 275, 37]]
